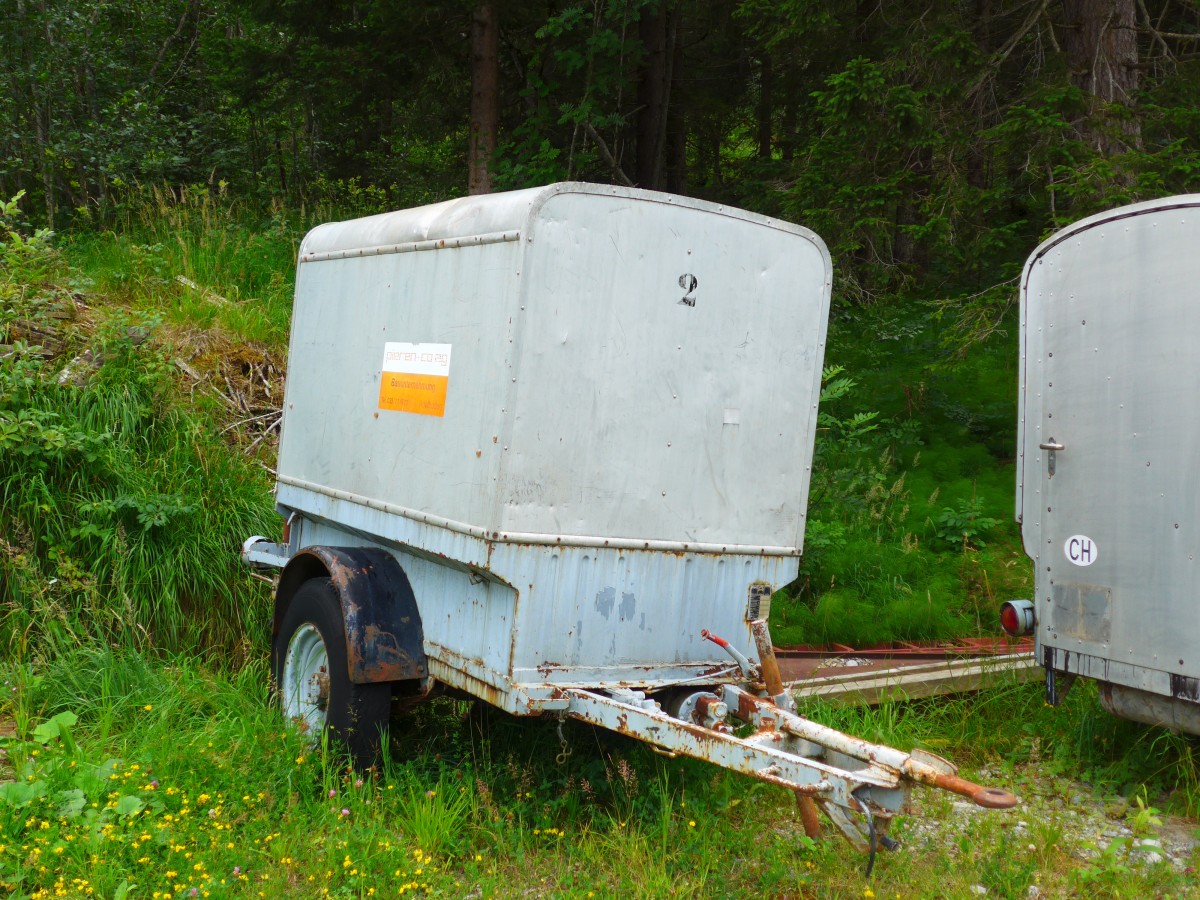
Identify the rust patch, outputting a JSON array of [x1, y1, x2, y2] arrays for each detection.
[[695, 695, 722, 718], [737, 692, 760, 721], [436, 664, 505, 709], [295, 547, 428, 684], [1171, 674, 1200, 702]]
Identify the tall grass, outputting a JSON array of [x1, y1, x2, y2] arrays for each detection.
[[66, 180, 414, 350], [1, 212, 276, 657], [66, 186, 301, 349], [773, 302, 1031, 647]]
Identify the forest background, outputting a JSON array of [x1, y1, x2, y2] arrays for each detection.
[[9, 0, 1200, 279]]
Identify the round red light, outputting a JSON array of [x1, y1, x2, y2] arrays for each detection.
[[999, 600, 1034, 636]]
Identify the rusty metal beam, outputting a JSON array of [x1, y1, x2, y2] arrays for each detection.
[[788, 653, 1039, 706], [564, 688, 909, 814]]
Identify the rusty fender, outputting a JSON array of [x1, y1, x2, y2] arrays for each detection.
[[275, 547, 427, 684]]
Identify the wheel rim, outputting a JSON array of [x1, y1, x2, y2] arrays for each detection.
[[281, 623, 331, 740]]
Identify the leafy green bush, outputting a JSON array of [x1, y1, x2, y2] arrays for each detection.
[[934, 496, 1000, 550], [773, 304, 1029, 647]]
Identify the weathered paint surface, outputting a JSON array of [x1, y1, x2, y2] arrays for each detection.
[[1019, 195, 1200, 734], [275, 183, 830, 688], [563, 685, 1015, 848], [254, 185, 1022, 856], [276, 546, 427, 685]]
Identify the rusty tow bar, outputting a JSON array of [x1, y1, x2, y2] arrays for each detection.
[[746, 621, 826, 839], [703, 626, 1018, 821]]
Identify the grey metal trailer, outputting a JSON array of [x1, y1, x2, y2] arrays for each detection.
[[244, 182, 1016, 856], [1003, 195, 1200, 735]]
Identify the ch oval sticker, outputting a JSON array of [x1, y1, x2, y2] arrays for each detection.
[[1064, 535, 1098, 567]]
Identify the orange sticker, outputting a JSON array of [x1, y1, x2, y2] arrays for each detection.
[[378, 342, 452, 417]]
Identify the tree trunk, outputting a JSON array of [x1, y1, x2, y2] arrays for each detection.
[[779, 63, 798, 163], [894, 145, 932, 271], [1060, 0, 1141, 154], [468, 0, 499, 195], [25, 0, 57, 225], [757, 52, 773, 160], [967, 0, 994, 191], [664, 3, 687, 194], [636, 0, 675, 190]]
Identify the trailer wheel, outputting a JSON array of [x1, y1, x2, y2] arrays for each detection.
[[272, 577, 392, 768]]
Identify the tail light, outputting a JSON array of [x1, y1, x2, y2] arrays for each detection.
[[999, 599, 1035, 637]]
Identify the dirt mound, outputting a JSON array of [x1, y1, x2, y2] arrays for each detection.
[[166, 326, 285, 457], [3, 291, 286, 459]]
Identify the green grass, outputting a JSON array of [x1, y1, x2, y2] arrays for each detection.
[[772, 302, 1031, 647], [1, 205, 278, 656], [2, 646, 1198, 899], [3, 188, 1198, 896], [65, 187, 301, 349]]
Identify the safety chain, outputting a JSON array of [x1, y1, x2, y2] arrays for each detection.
[[555, 713, 573, 765]]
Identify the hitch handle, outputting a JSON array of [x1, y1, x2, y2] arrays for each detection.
[[700, 629, 754, 679]]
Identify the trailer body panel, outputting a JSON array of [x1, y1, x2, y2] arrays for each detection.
[[250, 184, 1021, 844], [1018, 194, 1200, 729]]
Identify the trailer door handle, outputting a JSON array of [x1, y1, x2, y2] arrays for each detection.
[[1039, 438, 1063, 478]]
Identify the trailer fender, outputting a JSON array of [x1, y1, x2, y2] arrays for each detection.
[[274, 547, 427, 684]]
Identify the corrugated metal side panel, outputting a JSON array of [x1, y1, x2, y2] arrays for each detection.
[[1022, 197, 1200, 691], [1018, 192, 1200, 550], [499, 190, 830, 549], [284, 484, 795, 685], [277, 240, 522, 532], [277, 187, 828, 691]]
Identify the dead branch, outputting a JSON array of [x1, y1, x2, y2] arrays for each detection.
[[175, 275, 231, 306], [583, 122, 635, 187], [968, 0, 1053, 99]]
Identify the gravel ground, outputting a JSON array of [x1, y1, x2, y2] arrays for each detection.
[[901, 765, 1200, 895]]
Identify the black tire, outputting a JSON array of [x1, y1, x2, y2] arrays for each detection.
[[271, 577, 392, 769]]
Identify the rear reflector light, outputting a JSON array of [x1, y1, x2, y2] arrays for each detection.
[[999, 599, 1035, 637]]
